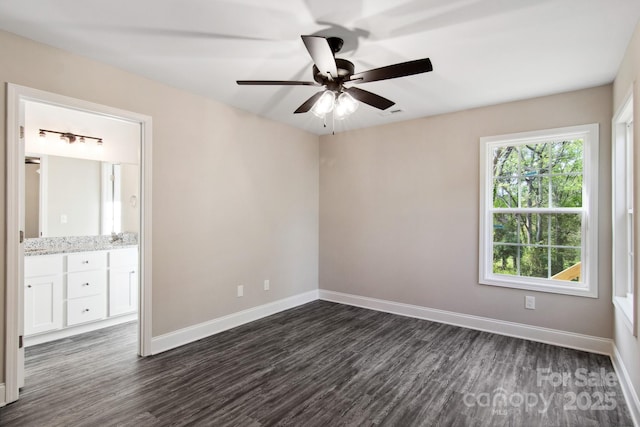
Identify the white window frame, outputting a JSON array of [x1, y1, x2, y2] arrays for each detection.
[[612, 91, 636, 334], [479, 124, 599, 298]]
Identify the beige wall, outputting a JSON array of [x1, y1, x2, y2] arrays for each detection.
[[320, 84, 613, 338], [0, 30, 319, 383], [613, 20, 640, 406]]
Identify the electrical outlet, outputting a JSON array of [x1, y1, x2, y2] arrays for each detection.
[[237, 285, 244, 297], [264, 279, 270, 291], [525, 295, 535, 310]]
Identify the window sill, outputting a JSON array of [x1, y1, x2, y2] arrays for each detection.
[[480, 275, 597, 298]]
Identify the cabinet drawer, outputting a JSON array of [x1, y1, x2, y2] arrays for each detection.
[[25, 255, 63, 278], [109, 247, 138, 268], [67, 251, 107, 273], [67, 270, 106, 299], [66, 294, 106, 326]]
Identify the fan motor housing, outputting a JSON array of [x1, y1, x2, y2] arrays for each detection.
[[312, 58, 355, 86]]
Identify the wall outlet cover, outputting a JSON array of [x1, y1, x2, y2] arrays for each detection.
[[525, 296, 535, 310]]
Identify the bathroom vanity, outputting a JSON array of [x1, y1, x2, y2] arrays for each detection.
[[24, 236, 138, 346]]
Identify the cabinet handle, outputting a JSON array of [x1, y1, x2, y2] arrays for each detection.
[[27, 285, 32, 288], [83, 308, 90, 312], [81, 260, 89, 264], [130, 271, 136, 274], [82, 282, 90, 287]]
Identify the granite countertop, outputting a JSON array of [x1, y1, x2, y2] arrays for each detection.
[[25, 243, 138, 256], [24, 233, 138, 256]]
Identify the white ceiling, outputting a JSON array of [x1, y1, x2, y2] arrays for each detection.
[[1, 0, 639, 135]]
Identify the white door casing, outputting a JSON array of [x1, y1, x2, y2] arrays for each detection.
[[4, 83, 153, 404]]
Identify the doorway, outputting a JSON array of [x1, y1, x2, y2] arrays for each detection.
[[5, 84, 153, 404]]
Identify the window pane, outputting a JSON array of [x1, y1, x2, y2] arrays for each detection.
[[520, 144, 549, 177], [493, 178, 518, 208], [520, 246, 549, 278], [550, 214, 581, 247], [481, 124, 597, 295], [518, 213, 548, 246], [493, 213, 518, 244], [550, 248, 582, 282], [493, 244, 518, 276], [551, 140, 583, 174], [551, 175, 582, 207], [520, 177, 549, 208], [493, 146, 519, 178]]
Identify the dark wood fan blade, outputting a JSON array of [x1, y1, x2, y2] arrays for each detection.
[[237, 80, 319, 86], [350, 58, 433, 84], [294, 91, 324, 114], [301, 35, 338, 78], [344, 87, 395, 110]]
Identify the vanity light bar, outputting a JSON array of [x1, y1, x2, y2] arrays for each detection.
[[39, 129, 103, 145]]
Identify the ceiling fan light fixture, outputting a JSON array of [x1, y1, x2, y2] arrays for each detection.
[[311, 90, 336, 117], [334, 92, 359, 120], [237, 35, 432, 124]]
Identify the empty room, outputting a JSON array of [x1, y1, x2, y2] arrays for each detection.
[[1, 1, 640, 426]]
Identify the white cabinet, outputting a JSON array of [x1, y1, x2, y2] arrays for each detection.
[[25, 275, 63, 335], [24, 247, 137, 343], [65, 251, 107, 327], [108, 248, 138, 316], [24, 255, 63, 336]]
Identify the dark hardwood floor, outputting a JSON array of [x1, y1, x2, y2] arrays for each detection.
[[0, 301, 633, 426]]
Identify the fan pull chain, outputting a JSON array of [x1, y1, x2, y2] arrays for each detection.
[[332, 111, 335, 135]]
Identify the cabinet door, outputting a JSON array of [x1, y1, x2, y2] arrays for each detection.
[[109, 248, 138, 268], [24, 275, 63, 336], [109, 267, 138, 316]]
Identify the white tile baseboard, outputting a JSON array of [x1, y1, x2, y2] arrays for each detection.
[[150, 290, 319, 355], [319, 289, 613, 355], [0, 383, 6, 408], [612, 344, 640, 427]]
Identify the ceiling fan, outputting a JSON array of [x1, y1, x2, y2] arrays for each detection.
[[237, 35, 433, 119]]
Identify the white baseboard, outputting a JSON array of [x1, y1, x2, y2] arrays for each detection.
[[612, 344, 640, 426], [151, 290, 319, 355], [319, 289, 613, 355], [25, 313, 138, 347], [0, 383, 6, 408]]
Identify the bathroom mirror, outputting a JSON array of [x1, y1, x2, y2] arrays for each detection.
[[24, 155, 139, 238]]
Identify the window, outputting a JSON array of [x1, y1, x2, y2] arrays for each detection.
[[479, 124, 599, 297], [613, 94, 635, 332]]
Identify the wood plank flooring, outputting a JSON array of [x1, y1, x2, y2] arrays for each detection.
[[0, 301, 633, 426]]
